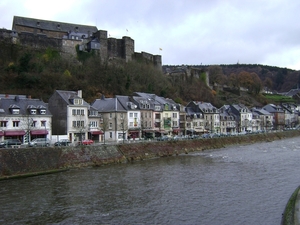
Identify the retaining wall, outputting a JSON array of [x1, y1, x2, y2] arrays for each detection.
[[1, 130, 300, 179]]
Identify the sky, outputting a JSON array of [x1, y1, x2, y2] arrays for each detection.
[[1, 0, 300, 70]]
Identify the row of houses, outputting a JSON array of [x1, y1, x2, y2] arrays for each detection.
[[0, 90, 299, 144]]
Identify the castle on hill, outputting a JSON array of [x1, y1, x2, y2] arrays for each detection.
[[0, 16, 162, 68]]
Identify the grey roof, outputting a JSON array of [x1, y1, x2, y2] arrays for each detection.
[[134, 92, 178, 110], [131, 96, 154, 110], [55, 90, 90, 107], [284, 88, 300, 97], [196, 102, 218, 113], [251, 107, 271, 115], [263, 104, 284, 113], [116, 95, 138, 111], [91, 96, 126, 112], [0, 95, 51, 116], [185, 107, 203, 117], [13, 16, 98, 35]]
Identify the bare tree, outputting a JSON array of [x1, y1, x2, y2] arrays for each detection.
[[100, 114, 109, 145]]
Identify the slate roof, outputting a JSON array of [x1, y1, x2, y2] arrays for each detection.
[[55, 90, 90, 107], [13, 16, 98, 35], [91, 96, 126, 112], [131, 96, 154, 110], [134, 92, 178, 110], [196, 102, 218, 113], [251, 107, 272, 116], [116, 95, 138, 111], [0, 95, 51, 116], [263, 104, 284, 113]]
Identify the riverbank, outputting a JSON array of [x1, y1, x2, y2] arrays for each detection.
[[1, 130, 300, 180], [281, 185, 300, 225]]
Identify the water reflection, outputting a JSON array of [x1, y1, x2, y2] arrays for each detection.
[[1, 138, 300, 224]]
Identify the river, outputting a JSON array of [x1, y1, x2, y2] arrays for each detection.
[[1, 137, 300, 225]]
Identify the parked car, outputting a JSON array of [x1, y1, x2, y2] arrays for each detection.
[[81, 139, 94, 145], [29, 138, 50, 147], [157, 136, 170, 141], [0, 139, 22, 148], [54, 139, 71, 146]]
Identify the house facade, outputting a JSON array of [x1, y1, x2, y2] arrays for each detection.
[[91, 95, 128, 143], [0, 94, 52, 144], [48, 90, 93, 143]]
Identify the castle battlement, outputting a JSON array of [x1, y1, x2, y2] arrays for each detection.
[[0, 16, 161, 68]]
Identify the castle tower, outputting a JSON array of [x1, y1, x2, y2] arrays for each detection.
[[122, 36, 134, 62], [94, 30, 108, 62], [153, 55, 162, 70]]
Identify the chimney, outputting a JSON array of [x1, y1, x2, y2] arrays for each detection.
[[5, 94, 9, 98], [77, 90, 82, 98]]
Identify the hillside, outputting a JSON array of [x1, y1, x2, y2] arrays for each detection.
[[0, 41, 298, 107]]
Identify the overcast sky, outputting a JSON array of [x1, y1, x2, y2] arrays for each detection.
[[1, 0, 300, 70]]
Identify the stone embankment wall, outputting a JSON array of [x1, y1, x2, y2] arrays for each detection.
[[1, 131, 300, 179], [281, 185, 300, 225]]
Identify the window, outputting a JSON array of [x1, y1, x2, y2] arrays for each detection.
[[89, 111, 98, 116], [109, 123, 112, 129], [120, 113, 123, 119], [41, 121, 46, 127], [109, 113, 112, 119], [172, 113, 177, 118], [81, 109, 84, 115], [76, 121, 81, 127], [77, 109, 80, 115], [173, 121, 178, 127], [129, 113, 133, 118], [30, 109, 37, 115], [73, 121, 76, 127], [13, 121, 19, 127], [90, 121, 98, 128], [74, 99, 83, 105], [155, 105, 161, 111], [0, 121, 7, 127], [129, 122, 133, 127], [72, 109, 76, 115], [149, 121, 151, 127], [12, 109, 19, 114], [134, 113, 138, 118], [31, 121, 36, 127], [40, 109, 46, 114], [109, 132, 112, 138], [80, 121, 84, 127]]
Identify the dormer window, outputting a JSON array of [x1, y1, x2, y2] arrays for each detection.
[[40, 109, 46, 114], [74, 99, 83, 105], [12, 109, 20, 115], [30, 109, 37, 115]]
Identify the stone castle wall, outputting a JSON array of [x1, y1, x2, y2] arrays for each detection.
[[0, 26, 161, 67]]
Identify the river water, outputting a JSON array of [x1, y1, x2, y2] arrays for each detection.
[[1, 137, 300, 225]]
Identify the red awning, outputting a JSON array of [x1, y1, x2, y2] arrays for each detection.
[[173, 128, 181, 132], [30, 130, 48, 135], [5, 130, 26, 136], [0, 131, 4, 136], [90, 131, 103, 135]]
